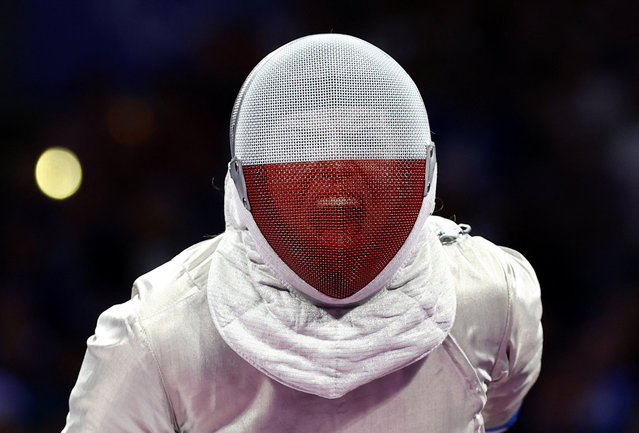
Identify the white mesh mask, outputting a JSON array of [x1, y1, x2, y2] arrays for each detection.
[[229, 34, 437, 306]]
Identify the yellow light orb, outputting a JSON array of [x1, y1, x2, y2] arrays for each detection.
[[35, 147, 83, 200]]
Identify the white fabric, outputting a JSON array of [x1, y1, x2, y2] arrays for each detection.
[[208, 176, 455, 399], [62, 215, 543, 432]]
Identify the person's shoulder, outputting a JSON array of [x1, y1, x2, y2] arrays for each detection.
[[131, 234, 224, 320], [427, 216, 541, 375], [427, 215, 536, 293]]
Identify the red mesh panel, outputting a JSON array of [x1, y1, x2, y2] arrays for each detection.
[[244, 159, 425, 299]]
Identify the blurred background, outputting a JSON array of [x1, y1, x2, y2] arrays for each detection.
[[1, 0, 638, 432]]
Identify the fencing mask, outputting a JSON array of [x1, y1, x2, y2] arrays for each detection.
[[229, 34, 437, 306]]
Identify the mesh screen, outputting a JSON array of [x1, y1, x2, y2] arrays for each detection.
[[233, 34, 430, 164], [244, 159, 425, 299], [233, 34, 430, 299]]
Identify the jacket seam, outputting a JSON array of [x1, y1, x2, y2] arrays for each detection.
[[133, 308, 181, 432], [488, 251, 514, 381]]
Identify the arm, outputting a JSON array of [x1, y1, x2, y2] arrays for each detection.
[[62, 299, 178, 433], [483, 247, 543, 432]]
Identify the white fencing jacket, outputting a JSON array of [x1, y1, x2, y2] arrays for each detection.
[[63, 209, 542, 433]]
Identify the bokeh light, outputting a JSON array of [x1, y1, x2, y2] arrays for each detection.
[[35, 147, 83, 200], [107, 97, 155, 146]]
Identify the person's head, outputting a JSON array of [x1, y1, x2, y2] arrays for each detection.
[[229, 34, 436, 306]]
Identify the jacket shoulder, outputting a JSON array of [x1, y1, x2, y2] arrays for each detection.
[[131, 235, 223, 320], [427, 217, 540, 382], [428, 216, 534, 307]]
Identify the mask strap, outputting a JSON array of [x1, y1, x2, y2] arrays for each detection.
[[424, 142, 436, 196]]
